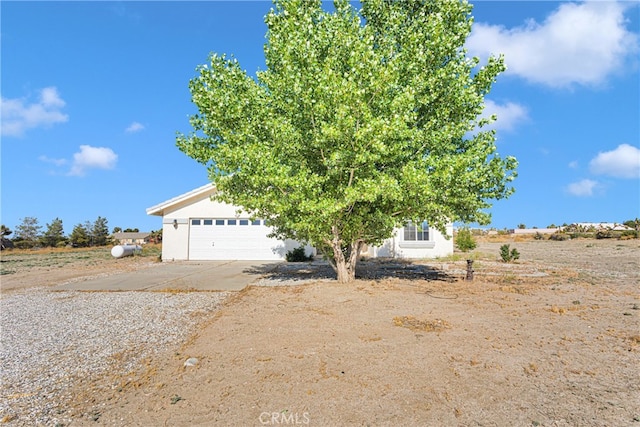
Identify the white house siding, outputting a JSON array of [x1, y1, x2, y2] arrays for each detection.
[[154, 192, 311, 261], [369, 224, 453, 259], [148, 184, 453, 261]]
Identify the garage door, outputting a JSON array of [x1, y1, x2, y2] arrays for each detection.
[[188, 218, 286, 260]]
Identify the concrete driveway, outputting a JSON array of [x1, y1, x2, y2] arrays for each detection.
[[55, 260, 280, 292]]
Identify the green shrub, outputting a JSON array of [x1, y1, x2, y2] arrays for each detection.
[[455, 227, 477, 252], [549, 233, 568, 241], [569, 232, 594, 239], [620, 230, 639, 239], [14, 240, 33, 250], [533, 232, 544, 240], [595, 229, 613, 239], [500, 244, 520, 262], [286, 246, 313, 262]]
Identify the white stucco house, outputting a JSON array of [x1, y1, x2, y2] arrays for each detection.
[[146, 184, 453, 261]]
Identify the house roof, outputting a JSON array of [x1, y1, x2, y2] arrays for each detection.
[[146, 183, 217, 216], [113, 232, 151, 239]]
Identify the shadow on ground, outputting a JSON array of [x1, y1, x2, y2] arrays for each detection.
[[244, 258, 456, 282]]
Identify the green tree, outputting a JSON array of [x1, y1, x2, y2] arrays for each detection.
[[41, 217, 66, 247], [1, 225, 12, 237], [112, 226, 122, 234], [92, 216, 110, 246], [70, 223, 90, 247], [455, 227, 477, 252], [623, 218, 640, 231], [14, 217, 42, 248], [177, 0, 517, 282]]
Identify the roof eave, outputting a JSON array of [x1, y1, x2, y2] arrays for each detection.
[[146, 183, 217, 217]]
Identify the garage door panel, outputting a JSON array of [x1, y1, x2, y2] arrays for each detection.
[[189, 220, 286, 260]]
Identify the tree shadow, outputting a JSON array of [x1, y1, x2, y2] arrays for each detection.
[[244, 258, 455, 283]]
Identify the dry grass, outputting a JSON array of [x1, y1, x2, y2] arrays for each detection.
[[393, 316, 451, 332]]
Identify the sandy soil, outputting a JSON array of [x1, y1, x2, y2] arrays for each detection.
[[4, 239, 640, 426], [0, 248, 159, 293]]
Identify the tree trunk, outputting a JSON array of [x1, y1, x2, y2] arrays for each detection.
[[327, 227, 363, 283]]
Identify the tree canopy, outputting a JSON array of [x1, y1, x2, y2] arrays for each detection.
[[177, 0, 517, 282], [14, 217, 42, 248], [41, 217, 65, 248]]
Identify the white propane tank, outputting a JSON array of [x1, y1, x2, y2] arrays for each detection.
[[111, 245, 142, 258]]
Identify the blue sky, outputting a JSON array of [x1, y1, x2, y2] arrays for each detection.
[[2, 1, 639, 235]]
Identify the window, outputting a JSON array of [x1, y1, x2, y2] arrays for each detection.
[[203, 219, 213, 226], [252, 219, 262, 226], [227, 219, 237, 226], [403, 221, 430, 241], [191, 219, 201, 226], [239, 219, 249, 225], [215, 219, 225, 226]]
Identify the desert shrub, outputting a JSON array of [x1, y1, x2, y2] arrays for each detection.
[[549, 233, 568, 241], [14, 240, 34, 250], [286, 246, 313, 262], [569, 232, 594, 239], [0, 238, 14, 250], [595, 229, 613, 239], [500, 244, 520, 262], [620, 230, 638, 239], [533, 232, 544, 240], [455, 227, 477, 252]]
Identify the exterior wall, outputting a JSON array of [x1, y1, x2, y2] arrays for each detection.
[[368, 224, 453, 259], [158, 194, 312, 261], [153, 185, 451, 261], [117, 238, 148, 245], [511, 228, 560, 235], [113, 232, 150, 245], [161, 220, 189, 261]]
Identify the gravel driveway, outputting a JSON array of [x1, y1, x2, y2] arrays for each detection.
[[0, 289, 228, 426]]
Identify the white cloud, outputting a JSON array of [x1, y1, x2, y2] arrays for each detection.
[[68, 145, 118, 176], [480, 99, 528, 132], [567, 179, 599, 197], [125, 121, 145, 133], [1, 87, 69, 137], [38, 155, 68, 167], [467, 1, 639, 87], [589, 144, 640, 179], [568, 161, 579, 169]]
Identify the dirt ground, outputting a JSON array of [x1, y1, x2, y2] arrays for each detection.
[[4, 238, 640, 426], [0, 247, 159, 293]]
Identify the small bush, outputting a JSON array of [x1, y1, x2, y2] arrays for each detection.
[[569, 232, 595, 239], [595, 229, 613, 239], [500, 244, 520, 263], [533, 232, 544, 240], [14, 241, 33, 250], [549, 233, 568, 241], [455, 227, 477, 252], [285, 246, 313, 262]]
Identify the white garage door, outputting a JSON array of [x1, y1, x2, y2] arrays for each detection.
[[188, 218, 286, 260]]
